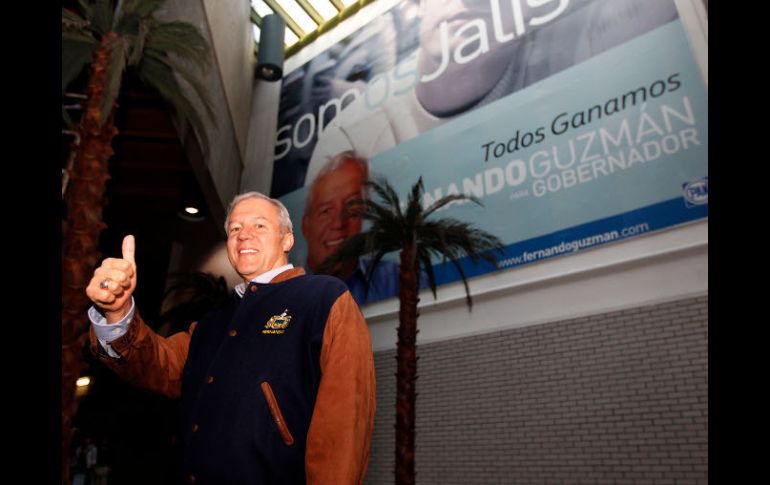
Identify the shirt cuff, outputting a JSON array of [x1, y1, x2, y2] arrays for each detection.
[[88, 299, 136, 358]]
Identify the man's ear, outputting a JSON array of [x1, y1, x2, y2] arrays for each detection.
[[282, 231, 295, 253]]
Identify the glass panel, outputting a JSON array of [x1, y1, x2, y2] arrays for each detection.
[[276, 0, 319, 35], [306, 0, 338, 21], [285, 28, 299, 46]]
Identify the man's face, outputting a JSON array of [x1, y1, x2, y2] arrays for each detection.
[[226, 198, 294, 283], [302, 161, 365, 273]]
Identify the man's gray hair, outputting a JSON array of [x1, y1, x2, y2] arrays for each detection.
[[304, 150, 370, 213], [224, 191, 293, 234]]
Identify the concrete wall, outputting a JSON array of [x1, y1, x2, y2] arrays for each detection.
[[361, 219, 708, 482], [366, 295, 707, 484], [201, 0, 255, 162]]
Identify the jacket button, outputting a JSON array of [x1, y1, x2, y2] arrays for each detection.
[[188, 474, 196, 483], [192, 424, 199, 433], [250, 285, 258, 293], [207, 376, 214, 384], [229, 329, 237, 337]]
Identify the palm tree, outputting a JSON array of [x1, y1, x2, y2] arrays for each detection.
[[61, 1, 213, 482], [155, 271, 232, 337], [318, 177, 504, 485]]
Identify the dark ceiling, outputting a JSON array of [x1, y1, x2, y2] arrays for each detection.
[[63, 78, 224, 322]]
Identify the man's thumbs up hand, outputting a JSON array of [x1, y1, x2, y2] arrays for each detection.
[[86, 235, 138, 323], [122, 234, 136, 265]]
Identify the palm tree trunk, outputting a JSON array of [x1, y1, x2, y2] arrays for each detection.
[[395, 241, 419, 485], [61, 32, 119, 485]]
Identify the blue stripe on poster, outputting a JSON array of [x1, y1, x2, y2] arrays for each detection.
[[431, 197, 708, 285]]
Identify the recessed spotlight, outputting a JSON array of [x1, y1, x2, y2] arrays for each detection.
[[76, 376, 91, 387], [178, 206, 206, 222]]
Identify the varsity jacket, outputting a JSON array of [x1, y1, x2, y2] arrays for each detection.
[[89, 267, 376, 484]]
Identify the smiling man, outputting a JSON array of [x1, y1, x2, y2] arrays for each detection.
[[226, 195, 295, 282], [302, 151, 401, 305], [85, 192, 376, 484], [302, 152, 366, 277]]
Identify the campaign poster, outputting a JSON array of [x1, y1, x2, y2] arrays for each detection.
[[271, 0, 708, 305]]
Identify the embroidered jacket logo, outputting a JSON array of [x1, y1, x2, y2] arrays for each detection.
[[263, 310, 291, 335]]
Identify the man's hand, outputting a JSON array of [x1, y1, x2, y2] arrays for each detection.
[[86, 235, 138, 323]]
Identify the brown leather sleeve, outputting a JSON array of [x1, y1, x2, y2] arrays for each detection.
[[89, 312, 195, 399], [305, 291, 376, 485]]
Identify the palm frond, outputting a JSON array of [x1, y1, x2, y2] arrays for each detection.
[[146, 21, 212, 71], [112, 0, 167, 35], [431, 223, 498, 283], [418, 218, 503, 309], [344, 196, 404, 247], [112, 0, 134, 33], [366, 227, 402, 255], [418, 220, 451, 262], [423, 193, 482, 220], [126, 18, 151, 66], [77, 0, 93, 21], [417, 247, 438, 300], [363, 249, 400, 300], [62, 30, 96, 43], [100, 35, 131, 124], [404, 176, 425, 232], [422, 219, 502, 259], [91, 0, 116, 36], [62, 35, 97, 94], [161, 54, 215, 139], [368, 177, 403, 220], [121, 0, 166, 18], [62, 8, 91, 31], [443, 251, 473, 309], [360, 198, 401, 231], [142, 20, 215, 130], [137, 54, 212, 151]]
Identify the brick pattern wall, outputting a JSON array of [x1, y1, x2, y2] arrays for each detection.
[[365, 295, 708, 484]]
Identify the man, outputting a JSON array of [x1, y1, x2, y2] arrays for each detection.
[[86, 192, 376, 484], [301, 151, 400, 306]]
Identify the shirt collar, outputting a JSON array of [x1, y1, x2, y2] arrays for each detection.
[[234, 264, 294, 297]]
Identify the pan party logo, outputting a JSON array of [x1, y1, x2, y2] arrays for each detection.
[[263, 310, 292, 335], [682, 176, 708, 208]]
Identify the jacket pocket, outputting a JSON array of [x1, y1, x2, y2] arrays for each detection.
[[260, 381, 295, 446]]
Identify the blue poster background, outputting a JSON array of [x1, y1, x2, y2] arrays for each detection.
[[275, 2, 707, 303]]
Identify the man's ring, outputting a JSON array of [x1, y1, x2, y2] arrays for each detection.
[[99, 279, 111, 290]]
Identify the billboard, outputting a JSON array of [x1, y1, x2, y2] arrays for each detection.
[[271, 0, 708, 305]]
